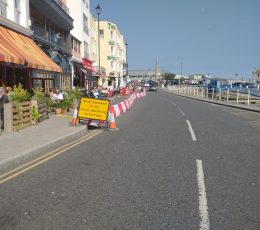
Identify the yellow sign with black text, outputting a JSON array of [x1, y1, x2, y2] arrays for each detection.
[[78, 98, 110, 121]]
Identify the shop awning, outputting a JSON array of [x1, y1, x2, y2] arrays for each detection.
[[0, 26, 62, 72]]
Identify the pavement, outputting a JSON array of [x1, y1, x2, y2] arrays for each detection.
[[0, 94, 131, 170]]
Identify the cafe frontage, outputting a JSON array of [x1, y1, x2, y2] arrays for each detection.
[[0, 25, 62, 92]]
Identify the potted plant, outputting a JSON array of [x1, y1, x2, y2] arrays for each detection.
[[54, 101, 62, 115], [45, 96, 53, 114], [31, 105, 42, 125], [60, 100, 68, 114]]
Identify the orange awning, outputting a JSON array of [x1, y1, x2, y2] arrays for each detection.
[[0, 26, 62, 72]]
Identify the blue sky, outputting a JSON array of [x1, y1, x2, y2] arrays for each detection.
[[91, 0, 260, 80]]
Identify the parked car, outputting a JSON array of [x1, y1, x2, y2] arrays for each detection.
[[148, 84, 157, 91], [144, 81, 150, 87]]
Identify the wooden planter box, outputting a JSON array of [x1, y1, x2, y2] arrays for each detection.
[[12, 101, 32, 131], [37, 100, 48, 122]]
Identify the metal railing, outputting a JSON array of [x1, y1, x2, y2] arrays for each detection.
[[167, 85, 260, 106]]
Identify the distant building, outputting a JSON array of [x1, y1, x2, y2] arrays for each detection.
[[175, 74, 189, 80], [190, 74, 204, 80], [253, 69, 260, 84], [128, 70, 162, 81]]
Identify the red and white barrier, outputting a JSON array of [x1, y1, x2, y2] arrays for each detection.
[[109, 91, 146, 118]]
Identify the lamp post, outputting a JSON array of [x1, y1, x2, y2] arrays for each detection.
[[125, 42, 128, 81], [95, 4, 102, 85]]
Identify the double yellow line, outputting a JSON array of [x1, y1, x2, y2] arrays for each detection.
[[0, 130, 102, 185]]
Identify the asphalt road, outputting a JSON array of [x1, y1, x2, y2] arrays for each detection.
[[0, 89, 259, 230]]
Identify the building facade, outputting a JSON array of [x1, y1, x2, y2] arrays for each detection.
[[0, 0, 62, 92], [67, 0, 95, 89], [97, 21, 126, 87], [29, 0, 73, 92]]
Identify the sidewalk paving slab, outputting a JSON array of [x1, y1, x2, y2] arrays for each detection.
[[0, 115, 87, 170]]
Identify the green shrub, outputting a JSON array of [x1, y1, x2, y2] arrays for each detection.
[[11, 84, 30, 102], [32, 88, 45, 101], [31, 105, 42, 120]]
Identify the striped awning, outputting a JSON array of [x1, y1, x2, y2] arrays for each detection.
[[0, 26, 62, 72]]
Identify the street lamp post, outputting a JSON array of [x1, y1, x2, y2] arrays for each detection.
[[95, 4, 102, 86], [125, 42, 128, 81]]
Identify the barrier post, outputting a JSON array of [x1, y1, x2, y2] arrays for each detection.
[[237, 89, 239, 104], [227, 89, 229, 102], [219, 88, 221, 101], [247, 89, 250, 105], [206, 88, 208, 98], [212, 88, 214, 99]]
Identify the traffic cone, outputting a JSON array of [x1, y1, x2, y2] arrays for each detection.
[[109, 110, 118, 130], [71, 105, 78, 126]]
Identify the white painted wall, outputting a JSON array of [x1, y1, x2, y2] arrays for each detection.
[[67, 0, 90, 60], [1, 0, 30, 28]]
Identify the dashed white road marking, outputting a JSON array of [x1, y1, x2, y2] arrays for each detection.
[[196, 159, 210, 230], [171, 102, 185, 116], [177, 107, 185, 116], [186, 120, 197, 141]]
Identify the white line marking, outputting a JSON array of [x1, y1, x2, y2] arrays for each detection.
[[196, 159, 210, 230], [171, 102, 185, 116], [177, 107, 185, 116], [186, 120, 197, 141]]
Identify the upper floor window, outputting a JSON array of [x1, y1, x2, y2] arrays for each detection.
[[0, 0, 7, 18], [99, 29, 104, 39], [83, 14, 89, 35], [111, 46, 114, 56], [110, 30, 114, 41], [111, 61, 115, 71], [14, 0, 21, 24], [84, 42, 89, 58], [86, 0, 88, 8]]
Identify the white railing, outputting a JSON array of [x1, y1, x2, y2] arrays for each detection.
[[167, 85, 260, 107]]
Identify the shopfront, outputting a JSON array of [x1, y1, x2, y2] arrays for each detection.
[[0, 26, 62, 90]]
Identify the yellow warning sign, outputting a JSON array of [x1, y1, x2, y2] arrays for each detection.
[[78, 97, 110, 121]]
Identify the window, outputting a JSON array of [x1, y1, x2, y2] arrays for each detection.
[[111, 61, 115, 71], [99, 29, 104, 39], [86, 0, 89, 8], [83, 14, 89, 35], [14, 0, 21, 24], [84, 42, 89, 58], [110, 30, 114, 41], [111, 46, 114, 56], [0, 0, 7, 18]]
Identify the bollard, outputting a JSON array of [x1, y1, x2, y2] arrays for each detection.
[[227, 89, 229, 102], [247, 89, 250, 105], [219, 88, 221, 101], [206, 88, 208, 98], [237, 89, 239, 104], [212, 88, 214, 99]]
